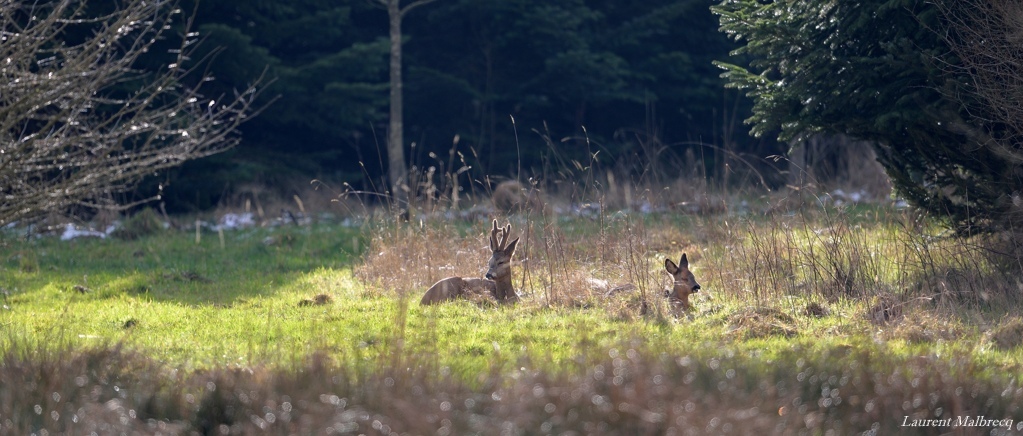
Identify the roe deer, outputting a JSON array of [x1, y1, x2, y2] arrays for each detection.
[[664, 253, 701, 310], [420, 220, 520, 305]]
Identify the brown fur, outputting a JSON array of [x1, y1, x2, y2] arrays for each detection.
[[421, 220, 520, 305], [418, 277, 496, 304], [664, 253, 701, 311]]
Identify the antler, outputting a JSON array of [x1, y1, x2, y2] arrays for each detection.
[[489, 219, 512, 251], [489, 219, 498, 251], [499, 223, 511, 250]]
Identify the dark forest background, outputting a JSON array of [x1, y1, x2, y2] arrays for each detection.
[[140, 0, 777, 211]]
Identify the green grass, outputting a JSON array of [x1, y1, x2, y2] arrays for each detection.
[[3, 210, 1023, 433], [2, 214, 1021, 373], [1, 223, 661, 375], [2, 225, 366, 366]]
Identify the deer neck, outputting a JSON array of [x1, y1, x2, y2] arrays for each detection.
[[492, 274, 515, 301]]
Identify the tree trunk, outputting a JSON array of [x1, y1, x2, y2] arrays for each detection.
[[386, 0, 409, 211]]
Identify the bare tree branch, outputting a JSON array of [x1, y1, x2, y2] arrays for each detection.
[[937, 0, 1023, 159], [0, 0, 267, 225], [933, 0, 1023, 227]]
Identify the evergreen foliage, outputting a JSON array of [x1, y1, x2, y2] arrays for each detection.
[[407, 0, 738, 173], [158, 0, 752, 206], [713, 0, 1023, 233], [187, 1, 389, 149]]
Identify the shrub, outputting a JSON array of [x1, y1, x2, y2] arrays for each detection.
[[713, 0, 1023, 234]]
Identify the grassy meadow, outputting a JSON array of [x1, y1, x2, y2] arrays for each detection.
[[3, 195, 1023, 434]]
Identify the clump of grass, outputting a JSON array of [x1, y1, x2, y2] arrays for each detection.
[[986, 316, 1023, 350], [161, 270, 213, 283], [657, 175, 729, 215], [111, 208, 165, 240], [706, 197, 1013, 317], [865, 293, 904, 325], [803, 301, 830, 318], [0, 342, 189, 434], [718, 207, 895, 308], [603, 292, 655, 322], [726, 307, 798, 339], [491, 180, 546, 215], [874, 308, 968, 343], [355, 222, 489, 300], [524, 214, 648, 308], [297, 293, 332, 307]]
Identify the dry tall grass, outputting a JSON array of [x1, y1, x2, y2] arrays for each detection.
[[3, 338, 1020, 434], [356, 178, 1023, 324], [356, 211, 706, 321], [355, 224, 493, 300]]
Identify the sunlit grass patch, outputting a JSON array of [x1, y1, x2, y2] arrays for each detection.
[[1, 224, 366, 367], [3, 202, 1023, 433]]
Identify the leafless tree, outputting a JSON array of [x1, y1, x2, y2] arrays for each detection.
[[937, 0, 1023, 161], [935, 0, 1023, 228], [374, 0, 438, 213], [0, 0, 264, 226]]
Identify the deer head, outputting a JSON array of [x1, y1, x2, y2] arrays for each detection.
[[485, 219, 518, 283], [665, 253, 701, 309]]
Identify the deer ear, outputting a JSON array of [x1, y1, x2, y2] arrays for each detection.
[[665, 258, 679, 275], [679, 253, 689, 268], [505, 237, 519, 255]]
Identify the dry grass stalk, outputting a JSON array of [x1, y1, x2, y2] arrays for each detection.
[[353, 168, 1023, 325], [986, 316, 1023, 350], [5, 339, 1020, 434], [492, 180, 547, 215], [356, 224, 490, 299]]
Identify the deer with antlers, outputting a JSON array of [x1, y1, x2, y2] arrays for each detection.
[[420, 220, 520, 305]]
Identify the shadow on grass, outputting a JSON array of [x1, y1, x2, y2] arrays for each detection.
[[1, 224, 365, 306]]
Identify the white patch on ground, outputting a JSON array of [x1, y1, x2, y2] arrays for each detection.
[[215, 212, 256, 230], [60, 223, 109, 240]]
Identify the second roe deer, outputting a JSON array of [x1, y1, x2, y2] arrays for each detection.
[[664, 253, 701, 310], [420, 220, 520, 305]]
